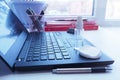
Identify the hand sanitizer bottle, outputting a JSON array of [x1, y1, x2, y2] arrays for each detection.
[[74, 16, 84, 50]]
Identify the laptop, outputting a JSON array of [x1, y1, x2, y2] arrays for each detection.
[[0, 1, 114, 71]]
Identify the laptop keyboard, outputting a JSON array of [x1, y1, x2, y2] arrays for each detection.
[[26, 32, 71, 62]]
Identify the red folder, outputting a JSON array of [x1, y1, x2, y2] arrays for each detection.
[[44, 20, 98, 31], [44, 21, 75, 31], [83, 20, 99, 30]]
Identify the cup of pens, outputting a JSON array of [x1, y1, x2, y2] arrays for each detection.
[[9, 1, 47, 32]]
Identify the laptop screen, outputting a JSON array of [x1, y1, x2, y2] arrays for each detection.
[[0, 0, 26, 68], [0, 0, 23, 55]]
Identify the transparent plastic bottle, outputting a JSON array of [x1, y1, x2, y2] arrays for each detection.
[[74, 16, 84, 50]]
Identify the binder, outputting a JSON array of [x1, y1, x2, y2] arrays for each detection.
[[45, 21, 75, 31], [45, 20, 98, 31]]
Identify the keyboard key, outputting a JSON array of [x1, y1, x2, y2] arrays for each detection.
[[48, 49, 54, 52], [40, 55, 47, 60], [26, 56, 32, 62], [34, 48, 40, 51], [48, 54, 55, 60], [53, 43, 58, 46], [41, 52, 47, 55], [32, 57, 39, 61], [62, 52, 69, 56], [34, 46, 40, 49], [40, 49, 47, 53], [60, 47, 66, 50], [33, 54, 40, 57], [48, 51, 54, 54], [54, 47, 59, 50], [47, 47, 53, 49], [61, 50, 67, 53], [40, 47, 47, 50], [41, 45, 46, 48], [53, 45, 59, 48], [34, 51, 40, 54], [54, 49, 61, 53], [63, 55, 71, 59], [55, 53, 63, 60]]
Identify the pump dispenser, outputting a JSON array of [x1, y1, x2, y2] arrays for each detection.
[[74, 16, 84, 49]]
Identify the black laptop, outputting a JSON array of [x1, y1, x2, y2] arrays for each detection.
[[0, 1, 114, 71]]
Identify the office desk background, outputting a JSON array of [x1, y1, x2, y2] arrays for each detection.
[[1, 27, 120, 80]]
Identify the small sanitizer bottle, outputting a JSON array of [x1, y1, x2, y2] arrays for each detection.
[[74, 16, 84, 50]]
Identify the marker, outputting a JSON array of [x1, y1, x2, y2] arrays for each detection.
[[52, 67, 112, 74]]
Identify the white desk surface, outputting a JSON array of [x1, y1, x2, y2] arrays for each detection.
[[1, 27, 120, 80]]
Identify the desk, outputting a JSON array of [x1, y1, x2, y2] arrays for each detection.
[[1, 27, 120, 80]]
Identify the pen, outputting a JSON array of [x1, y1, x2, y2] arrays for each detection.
[[52, 67, 112, 74]]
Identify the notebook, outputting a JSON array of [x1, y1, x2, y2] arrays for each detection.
[[0, 1, 114, 71]]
